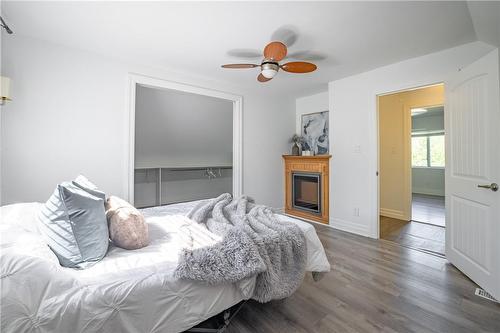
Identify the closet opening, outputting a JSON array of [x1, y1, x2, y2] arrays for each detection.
[[126, 75, 243, 208]]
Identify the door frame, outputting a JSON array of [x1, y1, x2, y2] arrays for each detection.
[[124, 73, 243, 205], [376, 83, 444, 238]]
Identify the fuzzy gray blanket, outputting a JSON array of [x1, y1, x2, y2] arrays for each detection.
[[174, 193, 307, 303]]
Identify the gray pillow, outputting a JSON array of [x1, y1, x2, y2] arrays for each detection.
[[38, 181, 109, 268], [72, 174, 106, 200]]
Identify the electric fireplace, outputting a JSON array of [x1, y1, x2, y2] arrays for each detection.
[[283, 155, 331, 224]]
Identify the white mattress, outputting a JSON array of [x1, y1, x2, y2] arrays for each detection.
[[0, 200, 330, 333]]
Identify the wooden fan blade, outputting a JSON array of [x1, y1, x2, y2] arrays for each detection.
[[221, 64, 259, 69], [280, 61, 317, 73], [257, 73, 272, 82], [263, 41, 287, 61]]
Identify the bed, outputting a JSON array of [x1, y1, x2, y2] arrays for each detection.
[[0, 199, 330, 333]]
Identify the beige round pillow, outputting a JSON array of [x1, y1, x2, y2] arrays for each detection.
[[105, 196, 149, 250]]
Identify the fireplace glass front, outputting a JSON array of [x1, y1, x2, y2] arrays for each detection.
[[292, 172, 321, 214]]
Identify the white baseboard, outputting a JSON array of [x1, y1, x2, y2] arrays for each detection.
[[279, 212, 375, 239], [380, 208, 406, 221], [412, 189, 445, 196]]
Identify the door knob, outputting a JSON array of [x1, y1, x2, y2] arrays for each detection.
[[477, 183, 499, 192]]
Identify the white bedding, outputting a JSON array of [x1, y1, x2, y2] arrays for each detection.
[[0, 200, 330, 333]]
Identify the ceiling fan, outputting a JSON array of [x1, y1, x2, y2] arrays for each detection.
[[221, 41, 317, 82]]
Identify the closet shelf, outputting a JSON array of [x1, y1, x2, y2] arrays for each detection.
[[134, 165, 232, 207]]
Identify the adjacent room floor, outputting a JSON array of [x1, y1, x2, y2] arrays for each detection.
[[379, 194, 446, 256], [380, 216, 445, 256], [227, 224, 500, 333], [412, 193, 445, 227]]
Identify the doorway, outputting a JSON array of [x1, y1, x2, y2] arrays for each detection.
[[375, 49, 500, 301], [378, 84, 446, 256]]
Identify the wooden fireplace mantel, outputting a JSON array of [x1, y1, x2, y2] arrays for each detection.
[[283, 155, 331, 224]]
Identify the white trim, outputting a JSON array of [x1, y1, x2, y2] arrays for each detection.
[[125, 73, 243, 205], [126, 76, 136, 203], [412, 189, 445, 197], [380, 208, 407, 221], [411, 130, 445, 136], [403, 99, 412, 222], [281, 213, 371, 238], [412, 166, 445, 170], [376, 97, 381, 238]]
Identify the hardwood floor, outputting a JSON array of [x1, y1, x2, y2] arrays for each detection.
[[227, 223, 500, 333], [412, 194, 445, 227], [380, 216, 445, 256]]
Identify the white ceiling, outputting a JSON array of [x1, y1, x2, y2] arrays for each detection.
[[0, 1, 490, 98], [467, 1, 500, 48]]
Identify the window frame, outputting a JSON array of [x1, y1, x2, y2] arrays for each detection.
[[411, 131, 445, 169]]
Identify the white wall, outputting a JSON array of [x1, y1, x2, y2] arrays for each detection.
[[295, 92, 328, 135], [329, 41, 494, 238], [135, 86, 233, 168], [412, 114, 444, 133], [1, 35, 295, 208], [412, 168, 444, 196]]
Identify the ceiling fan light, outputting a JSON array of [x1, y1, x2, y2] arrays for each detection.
[[261, 68, 277, 78], [261, 62, 279, 79]]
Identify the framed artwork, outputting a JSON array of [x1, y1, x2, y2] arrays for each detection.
[[301, 111, 329, 155]]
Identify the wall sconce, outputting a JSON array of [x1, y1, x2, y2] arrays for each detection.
[[1, 76, 12, 105]]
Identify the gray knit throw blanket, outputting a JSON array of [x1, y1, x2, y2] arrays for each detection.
[[174, 193, 307, 303]]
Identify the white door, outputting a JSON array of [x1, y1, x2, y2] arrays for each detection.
[[445, 49, 500, 300]]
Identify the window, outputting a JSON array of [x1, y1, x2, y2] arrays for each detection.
[[411, 136, 428, 167], [411, 133, 445, 167]]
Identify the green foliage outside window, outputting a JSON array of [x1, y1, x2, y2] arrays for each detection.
[[411, 134, 445, 167]]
